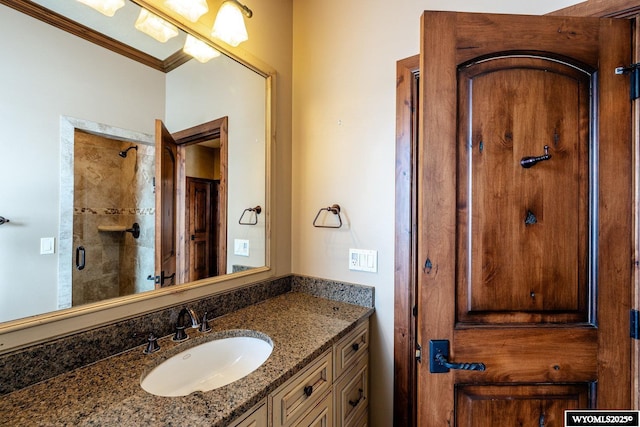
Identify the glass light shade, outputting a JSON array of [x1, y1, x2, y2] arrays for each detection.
[[135, 9, 179, 43], [76, 0, 125, 17], [211, 1, 248, 47], [164, 0, 208, 23], [183, 35, 221, 63]]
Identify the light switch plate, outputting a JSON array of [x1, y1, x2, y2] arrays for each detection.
[[349, 248, 377, 273], [40, 237, 55, 255], [234, 239, 250, 256]]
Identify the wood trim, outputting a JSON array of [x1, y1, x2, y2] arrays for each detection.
[[548, 0, 640, 17], [0, 0, 190, 73], [394, 55, 419, 427], [173, 117, 229, 279], [634, 15, 640, 412]]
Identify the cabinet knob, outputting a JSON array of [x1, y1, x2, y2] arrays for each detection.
[[352, 342, 360, 351], [349, 389, 364, 407], [303, 385, 313, 397]]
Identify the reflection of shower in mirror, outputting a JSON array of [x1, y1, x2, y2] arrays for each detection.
[[118, 145, 138, 158]]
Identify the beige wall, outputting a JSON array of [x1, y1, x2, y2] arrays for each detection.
[[291, 0, 582, 425]]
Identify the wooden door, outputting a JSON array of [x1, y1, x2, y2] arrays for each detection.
[[186, 177, 218, 281], [154, 120, 178, 287], [418, 12, 632, 425]]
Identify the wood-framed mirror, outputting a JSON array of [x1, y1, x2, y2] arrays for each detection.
[[0, 0, 274, 343]]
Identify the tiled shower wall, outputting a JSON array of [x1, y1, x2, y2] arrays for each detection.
[[72, 131, 155, 305]]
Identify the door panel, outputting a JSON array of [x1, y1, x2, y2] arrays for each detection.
[[186, 177, 217, 281], [154, 120, 178, 287], [457, 56, 591, 325], [456, 384, 592, 427], [418, 12, 632, 425]]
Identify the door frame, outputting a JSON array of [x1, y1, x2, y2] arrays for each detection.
[[393, 1, 640, 422], [172, 116, 228, 283], [394, 54, 419, 427]]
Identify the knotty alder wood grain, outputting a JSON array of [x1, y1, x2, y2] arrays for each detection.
[[417, 11, 632, 426]]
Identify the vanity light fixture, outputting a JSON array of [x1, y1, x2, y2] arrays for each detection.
[[135, 9, 179, 43], [164, 0, 208, 23], [183, 34, 221, 63], [76, 0, 125, 17], [211, 0, 253, 47]]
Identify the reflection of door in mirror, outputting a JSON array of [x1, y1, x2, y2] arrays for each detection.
[[186, 178, 219, 280], [155, 120, 178, 288], [156, 117, 229, 286]]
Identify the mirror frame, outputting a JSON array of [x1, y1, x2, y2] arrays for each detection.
[[0, 0, 276, 353]]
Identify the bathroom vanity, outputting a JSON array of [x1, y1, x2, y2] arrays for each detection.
[[233, 320, 369, 426], [0, 292, 372, 426]]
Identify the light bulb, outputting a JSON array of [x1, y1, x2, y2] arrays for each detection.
[[211, 1, 248, 47], [183, 35, 221, 63], [76, 0, 125, 17], [164, 0, 208, 23]]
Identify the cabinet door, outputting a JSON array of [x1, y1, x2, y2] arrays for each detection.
[[293, 394, 333, 427], [334, 353, 368, 426], [271, 351, 333, 427], [230, 401, 267, 427], [333, 321, 369, 380]]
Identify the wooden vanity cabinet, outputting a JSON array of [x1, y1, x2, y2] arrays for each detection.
[[234, 319, 370, 427], [231, 400, 268, 427], [270, 351, 333, 426], [332, 321, 369, 426]]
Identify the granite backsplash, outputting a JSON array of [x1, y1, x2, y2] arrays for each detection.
[[0, 275, 374, 395]]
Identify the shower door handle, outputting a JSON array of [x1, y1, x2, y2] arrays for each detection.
[[155, 270, 176, 286], [75, 246, 86, 270]]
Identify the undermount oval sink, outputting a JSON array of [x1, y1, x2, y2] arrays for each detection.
[[141, 333, 273, 397]]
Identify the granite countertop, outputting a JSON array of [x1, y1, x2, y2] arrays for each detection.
[[0, 292, 373, 426]]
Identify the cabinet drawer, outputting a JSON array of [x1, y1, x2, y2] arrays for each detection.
[[333, 353, 368, 427], [333, 320, 369, 380], [349, 410, 368, 427], [230, 400, 267, 427], [293, 393, 333, 427], [271, 351, 333, 427]]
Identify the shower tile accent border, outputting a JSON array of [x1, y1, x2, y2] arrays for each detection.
[[292, 275, 375, 308], [0, 275, 374, 396]]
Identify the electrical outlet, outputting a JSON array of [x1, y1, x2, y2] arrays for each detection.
[[234, 239, 250, 256], [349, 248, 377, 273]]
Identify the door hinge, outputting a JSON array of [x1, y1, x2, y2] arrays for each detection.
[[412, 305, 418, 317], [416, 343, 422, 363], [615, 63, 640, 100], [631, 309, 639, 340]]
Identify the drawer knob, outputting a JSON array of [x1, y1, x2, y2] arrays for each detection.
[[352, 342, 360, 351], [304, 385, 313, 397], [349, 388, 364, 407]]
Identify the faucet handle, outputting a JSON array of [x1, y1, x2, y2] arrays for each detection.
[[199, 311, 212, 333], [143, 334, 160, 354], [173, 325, 188, 342]]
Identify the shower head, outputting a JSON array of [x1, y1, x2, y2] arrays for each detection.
[[118, 145, 138, 158]]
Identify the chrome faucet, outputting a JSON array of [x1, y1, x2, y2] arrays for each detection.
[[172, 307, 200, 342]]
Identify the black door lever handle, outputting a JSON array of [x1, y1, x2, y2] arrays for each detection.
[[429, 339, 486, 373]]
